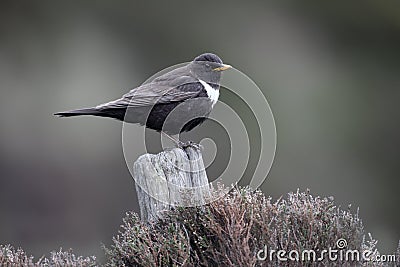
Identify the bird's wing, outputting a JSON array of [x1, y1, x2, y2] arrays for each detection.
[[96, 75, 204, 109]]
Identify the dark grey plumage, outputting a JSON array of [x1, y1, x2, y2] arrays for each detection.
[[55, 53, 231, 134]]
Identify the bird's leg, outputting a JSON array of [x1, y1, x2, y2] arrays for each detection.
[[161, 131, 183, 146], [161, 132, 202, 150]]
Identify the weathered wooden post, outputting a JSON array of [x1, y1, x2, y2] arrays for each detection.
[[133, 146, 211, 222]]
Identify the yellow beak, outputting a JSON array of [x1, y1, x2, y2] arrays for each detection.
[[213, 64, 232, 72]]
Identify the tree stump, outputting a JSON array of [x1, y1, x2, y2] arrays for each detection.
[[133, 146, 211, 222]]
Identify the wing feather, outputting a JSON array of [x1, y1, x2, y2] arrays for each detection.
[[96, 73, 204, 110]]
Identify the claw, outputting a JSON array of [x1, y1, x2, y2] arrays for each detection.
[[160, 131, 202, 150], [178, 140, 203, 150]]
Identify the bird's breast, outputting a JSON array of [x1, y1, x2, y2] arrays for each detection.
[[198, 79, 219, 107]]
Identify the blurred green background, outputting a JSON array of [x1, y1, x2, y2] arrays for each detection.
[[1, 0, 399, 261]]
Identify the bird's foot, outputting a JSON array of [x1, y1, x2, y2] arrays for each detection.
[[160, 132, 202, 150], [178, 140, 203, 150]]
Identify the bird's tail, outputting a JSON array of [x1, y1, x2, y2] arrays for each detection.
[[54, 108, 102, 117]]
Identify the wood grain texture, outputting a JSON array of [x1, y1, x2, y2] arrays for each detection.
[[133, 146, 210, 222]]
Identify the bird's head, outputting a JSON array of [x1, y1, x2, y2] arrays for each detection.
[[189, 53, 231, 85]]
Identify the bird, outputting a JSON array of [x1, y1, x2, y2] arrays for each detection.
[[55, 53, 231, 146]]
